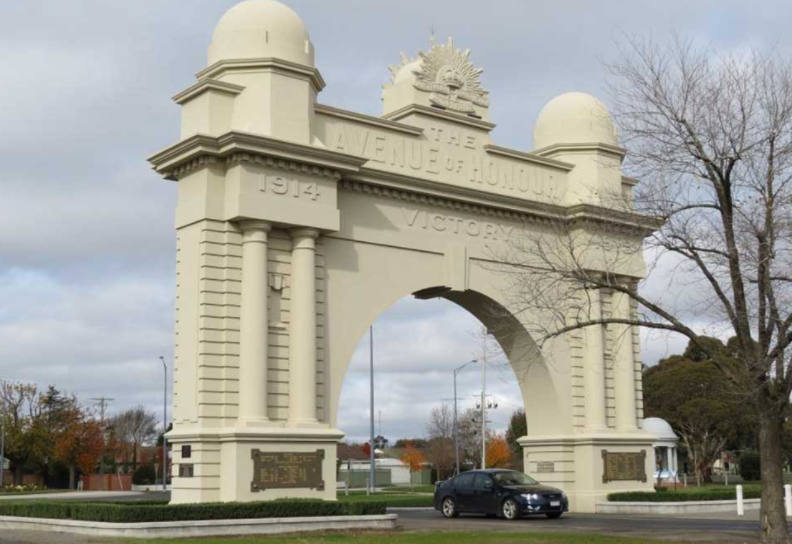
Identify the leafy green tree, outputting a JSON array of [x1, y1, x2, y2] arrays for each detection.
[[505, 409, 527, 457], [644, 339, 754, 485]]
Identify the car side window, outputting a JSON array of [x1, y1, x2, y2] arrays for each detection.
[[474, 474, 494, 490], [455, 473, 475, 488]]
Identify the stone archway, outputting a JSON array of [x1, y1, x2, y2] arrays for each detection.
[[150, 0, 656, 512]]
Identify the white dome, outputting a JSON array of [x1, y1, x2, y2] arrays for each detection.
[[208, 0, 314, 67], [643, 417, 678, 441], [533, 92, 618, 149], [393, 59, 423, 84]]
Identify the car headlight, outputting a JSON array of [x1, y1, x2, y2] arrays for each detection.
[[521, 493, 540, 501], [561, 491, 567, 499]]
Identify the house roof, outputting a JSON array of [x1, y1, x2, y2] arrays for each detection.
[[337, 444, 370, 461]]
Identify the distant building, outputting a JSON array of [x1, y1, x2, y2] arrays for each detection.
[[337, 445, 431, 487], [644, 417, 679, 483]]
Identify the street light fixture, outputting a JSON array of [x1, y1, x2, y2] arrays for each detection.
[[452, 359, 477, 476]]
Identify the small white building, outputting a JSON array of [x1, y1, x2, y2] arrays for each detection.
[[644, 417, 680, 483], [344, 457, 413, 485]]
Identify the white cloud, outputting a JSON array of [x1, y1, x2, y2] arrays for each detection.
[[3, 0, 790, 434]]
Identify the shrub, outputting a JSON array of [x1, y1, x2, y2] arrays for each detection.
[[739, 451, 761, 481], [132, 465, 157, 486], [654, 486, 669, 493], [608, 488, 762, 502], [0, 500, 386, 523]]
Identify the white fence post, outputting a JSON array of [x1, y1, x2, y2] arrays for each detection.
[[737, 485, 744, 516], [785, 484, 792, 517]]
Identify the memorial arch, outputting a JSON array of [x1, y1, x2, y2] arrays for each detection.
[[149, 0, 656, 512]]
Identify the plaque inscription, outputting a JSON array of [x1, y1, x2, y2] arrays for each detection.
[[535, 461, 555, 473], [602, 450, 647, 483], [251, 449, 325, 492]]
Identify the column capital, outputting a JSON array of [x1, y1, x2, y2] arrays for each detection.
[[239, 220, 272, 233], [290, 227, 320, 240]]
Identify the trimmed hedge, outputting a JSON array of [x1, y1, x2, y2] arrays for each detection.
[[608, 488, 762, 502], [0, 499, 386, 523]]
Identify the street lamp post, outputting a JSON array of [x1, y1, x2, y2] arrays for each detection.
[[452, 360, 477, 476], [159, 356, 167, 492]]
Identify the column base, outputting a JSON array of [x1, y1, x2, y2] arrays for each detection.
[[167, 425, 344, 504], [519, 431, 655, 513], [236, 418, 272, 428]]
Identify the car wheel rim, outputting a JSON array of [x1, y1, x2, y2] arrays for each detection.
[[443, 499, 454, 516], [503, 500, 516, 519]]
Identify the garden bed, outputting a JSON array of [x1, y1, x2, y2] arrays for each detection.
[[608, 488, 761, 502], [0, 499, 386, 523]]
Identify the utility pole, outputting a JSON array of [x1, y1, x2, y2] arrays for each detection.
[[159, 356, 168, 492], [368, 326, 375, 494], [452, 360, 477, 476], [91, 397, 114, 491]]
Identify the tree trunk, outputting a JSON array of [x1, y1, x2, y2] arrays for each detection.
[[759, 409, 788, 543], [68, 466, 76, 490]]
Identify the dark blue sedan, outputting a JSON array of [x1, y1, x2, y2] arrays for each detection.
[[433, 469, 568, 520]]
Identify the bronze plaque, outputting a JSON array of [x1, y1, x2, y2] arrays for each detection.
[[602, 450, 647, 483], [251, 449, 325, 492]]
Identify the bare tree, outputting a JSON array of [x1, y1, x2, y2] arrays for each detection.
[[498, 36, 792, 542], [111, 406, 159, 470], [425, 402, 455, 479]]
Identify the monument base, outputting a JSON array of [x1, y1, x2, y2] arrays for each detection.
[[167, 426, 344, 504], [519, 432, 656, 513]]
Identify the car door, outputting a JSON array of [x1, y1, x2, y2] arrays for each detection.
[[454, 472, 476, 511], [472, 473, 498, 514]]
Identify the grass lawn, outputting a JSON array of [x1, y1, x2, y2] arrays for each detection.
[[125, 531, 696, 544], [0, 489, 65, 496], [380, 485, 436, 494], [337, 492, 432, 507]]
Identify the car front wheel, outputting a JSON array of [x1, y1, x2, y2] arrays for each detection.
[[501, 498, 520, 520], [441, 497, 459, 518]]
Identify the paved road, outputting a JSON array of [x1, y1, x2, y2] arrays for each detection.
[[0, 493, 782, 543], [395, 508, 780, 542]]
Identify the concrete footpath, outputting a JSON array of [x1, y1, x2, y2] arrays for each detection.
[[0, 491, 151, 501]]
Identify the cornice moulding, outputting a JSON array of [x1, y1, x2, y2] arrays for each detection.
[[148, 131, 367, 180], [621, 175, 639, 187], [534, 142, 627, 159], [345, 167, 660, 234], [196, 57, 326, 92], [382, 104, 496, 132], [484, 144, 574, 172], [172, 78, 245, 104], [315, 104, 423, 136]]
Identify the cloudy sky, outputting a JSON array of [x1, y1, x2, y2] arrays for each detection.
[[1, 0, 789, 443]]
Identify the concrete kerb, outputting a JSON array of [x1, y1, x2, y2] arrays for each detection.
[[596, 499, 761, 515], [0, 514, 398, 539]]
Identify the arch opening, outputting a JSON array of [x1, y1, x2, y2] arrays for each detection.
[[333, 285, 563, 474]]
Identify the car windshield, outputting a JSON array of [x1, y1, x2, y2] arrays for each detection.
[[493, 471, 538, 486]]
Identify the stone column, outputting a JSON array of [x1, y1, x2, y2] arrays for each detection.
[[237, 221, 271, 425], [288, 228, 319, 425], [613, 283, 638, 432], [583, 289, 608, 432]]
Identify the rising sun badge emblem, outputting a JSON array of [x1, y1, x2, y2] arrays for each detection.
[[389, 37, 490, 116]]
